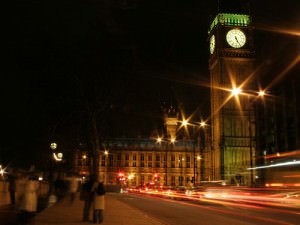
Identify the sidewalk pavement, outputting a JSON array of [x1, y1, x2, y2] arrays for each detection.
[[32, 192, 165, 225]]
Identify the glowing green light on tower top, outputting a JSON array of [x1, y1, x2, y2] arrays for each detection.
[[208, 13, 251, 34]]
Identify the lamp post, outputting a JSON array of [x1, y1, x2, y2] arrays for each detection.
[[248, 90, 265, 186], [182, 119, 207, 186], [50, 142, 63, 162]]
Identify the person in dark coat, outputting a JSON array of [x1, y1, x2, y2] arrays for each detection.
[[81, 175, 94, 222]]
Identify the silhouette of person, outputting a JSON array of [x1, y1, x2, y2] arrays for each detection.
[[68, 173, 79, 203], [91, 180, 106, 224], [81, 175, 94, 222]]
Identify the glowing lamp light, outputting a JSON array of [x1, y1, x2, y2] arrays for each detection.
[[57, 152, 63, 159], [182, 120, 188, 126], [231, 87, 242, 96], [128, 173, 135, 180], [53, 152, 63, 161], [258, 90, 265, 96], [0, 166, 5, 177], [50, 142, 57, 150], [156, 137, 162, 143], [200, 121, 207, 127]]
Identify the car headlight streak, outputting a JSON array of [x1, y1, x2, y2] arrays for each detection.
[[248, 160, 300, 170]]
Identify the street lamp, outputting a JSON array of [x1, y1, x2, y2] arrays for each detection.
[[0, 165, 6, 179], [50, 142, 63, 162], [248, 90, 265, 186], [101, 149, 109, 184], [181, 119, 207, 186]]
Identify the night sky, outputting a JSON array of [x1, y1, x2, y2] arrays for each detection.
[[1, 0, 299, 169]]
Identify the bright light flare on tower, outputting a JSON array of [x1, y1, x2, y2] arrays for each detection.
[[231, 87, 242, 97]]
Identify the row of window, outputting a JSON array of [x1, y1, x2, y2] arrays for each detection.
[[129, 175, 192, 187], [78, 152, 200, 168], [101, 153, 193, 162], [97, 160, 195, 168]]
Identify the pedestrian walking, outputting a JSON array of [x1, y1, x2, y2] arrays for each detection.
[[80, 175, 94, 222], [68, 173, 79, 203], [18, 175, 40, 225], [91, 180, 106, 224]]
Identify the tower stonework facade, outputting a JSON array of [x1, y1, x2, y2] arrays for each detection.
[[208, 6, 257, 185], [163, 106, 179, 140]]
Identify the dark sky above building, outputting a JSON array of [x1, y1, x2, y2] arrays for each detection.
[[1, 0, 299, 169]]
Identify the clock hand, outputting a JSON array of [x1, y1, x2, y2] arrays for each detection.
[[235, 36, 241, 47]]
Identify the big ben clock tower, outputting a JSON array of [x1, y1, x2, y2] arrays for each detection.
[[208, 1, 256, 185]]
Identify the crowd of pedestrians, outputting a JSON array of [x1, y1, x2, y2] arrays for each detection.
[[2, 170, 106, 225]]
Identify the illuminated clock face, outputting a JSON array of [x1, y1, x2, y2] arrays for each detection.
[[226, 29, 246, 48], [210, 35, 215, 54]]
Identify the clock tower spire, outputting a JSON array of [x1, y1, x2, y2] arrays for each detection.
[[208, 1, 257, 186]]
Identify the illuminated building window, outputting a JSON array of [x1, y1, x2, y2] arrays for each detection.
[[155, 154, 160, 167], [171, 176, 176, 186], [179, 176, 183, 186], [186, 155, 191, 168], [141, 162, 144, 167], [186, 177, 190, 183], [186, 155, 190, 162], [148, 162, 152, 167], [108, 155, 113, 167], [141, 154, 144, 161], [132, 161, 136, 167], [179, 155, 184, 168], [171, 154, 175, 168], [141, 175, 144, 184], [163, 155, 167, 167], [101, 157, 105, 166], [171, 154, 175, 161], [156, 154, 160, 161]]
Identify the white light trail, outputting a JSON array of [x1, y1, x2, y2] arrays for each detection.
[[247, 160, 300, 170]]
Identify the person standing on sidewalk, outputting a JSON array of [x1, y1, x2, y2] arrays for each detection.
[[91, 180, 106, 224], [80, 175, 94, 222]]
